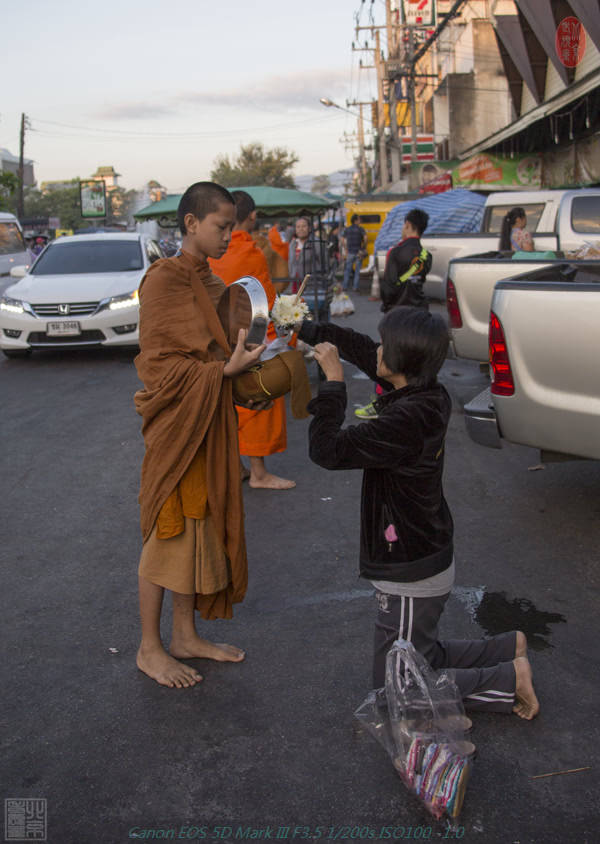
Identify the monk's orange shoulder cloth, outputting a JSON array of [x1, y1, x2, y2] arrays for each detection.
[[134, 250, 247, 617]]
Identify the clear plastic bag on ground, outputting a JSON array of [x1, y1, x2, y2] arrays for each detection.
[[354, 639, 474, 820], [330, 289, 355, 316]]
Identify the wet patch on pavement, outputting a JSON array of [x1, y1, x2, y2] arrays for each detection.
[[453, 586, 566, 650]]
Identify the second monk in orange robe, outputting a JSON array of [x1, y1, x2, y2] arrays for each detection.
[[210, 191, 295, 490]]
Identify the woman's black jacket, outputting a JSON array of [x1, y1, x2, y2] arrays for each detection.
[[299, 321, 453, 582]]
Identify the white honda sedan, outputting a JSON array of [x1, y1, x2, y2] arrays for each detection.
[[0, 233, 164, 358]]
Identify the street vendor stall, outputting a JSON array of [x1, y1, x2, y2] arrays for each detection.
[[133, 185, 337, 225]]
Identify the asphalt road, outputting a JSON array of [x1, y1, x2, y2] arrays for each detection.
[[1, 293, 598, 844]]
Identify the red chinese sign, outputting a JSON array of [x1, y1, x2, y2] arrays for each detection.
[[555, 16, 586, 68]]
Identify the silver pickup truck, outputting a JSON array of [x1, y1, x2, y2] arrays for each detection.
[[447, 252, 600, 361], [375, 188, 600, 300], [464, 262, 600, 461]]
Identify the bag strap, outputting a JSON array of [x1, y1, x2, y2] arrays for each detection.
[[396, 247, 429, 286]]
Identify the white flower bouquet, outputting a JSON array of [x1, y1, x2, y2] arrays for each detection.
[[270, 294, 311, 332]]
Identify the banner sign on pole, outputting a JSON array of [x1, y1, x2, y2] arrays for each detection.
[[80, 180, 106, 218]]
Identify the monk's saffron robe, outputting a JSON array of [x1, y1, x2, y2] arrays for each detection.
[[135, 250, 247, 620], [209, 230, 287, 458]]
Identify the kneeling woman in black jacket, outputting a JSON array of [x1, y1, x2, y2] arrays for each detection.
[[299, 307, 539, 720]]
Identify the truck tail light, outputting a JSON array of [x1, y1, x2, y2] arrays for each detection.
[[446, 277, 462, 328], [489, 311, 515, 396]]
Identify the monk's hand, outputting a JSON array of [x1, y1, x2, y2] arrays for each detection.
[[224, 328, 266, 377], [313, 342, 344, 382], [246, 399, 273, 411]]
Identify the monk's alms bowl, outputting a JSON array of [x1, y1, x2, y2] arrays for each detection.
[[217, 276, 269, 347]]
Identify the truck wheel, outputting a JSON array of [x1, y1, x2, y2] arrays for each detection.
[[2, 349, 32, 359]]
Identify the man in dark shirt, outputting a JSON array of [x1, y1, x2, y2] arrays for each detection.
[[341, 214, 367, 293], [380, 208, 432, 311]]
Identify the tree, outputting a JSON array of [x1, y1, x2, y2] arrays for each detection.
[[108, 187, 138, 225], [311, 174, 331, 195], [23, 181, 87, 230], [210, 143, 299, 189], [0, 171, 19, 212], [22, 181, 139, 229]]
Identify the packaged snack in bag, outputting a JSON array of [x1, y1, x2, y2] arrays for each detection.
[[354, 639, 474, 820]]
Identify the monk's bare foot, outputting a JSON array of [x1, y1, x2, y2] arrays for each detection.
[[136, 643, 202, 689], [515, 630, 528, 658], [513, 656, 539, 720], [249, 472, 296, 490], [170, 633, 245, 663]]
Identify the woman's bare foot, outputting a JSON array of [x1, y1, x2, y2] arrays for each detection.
[[170, 632, 245, 663], [136, 643, 202, 689], [249, 472, 296, 490], [513, 656, 540, 720], [515, 630, 528, 658]]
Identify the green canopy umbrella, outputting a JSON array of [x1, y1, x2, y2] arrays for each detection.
[[134, 185, 338, 225]]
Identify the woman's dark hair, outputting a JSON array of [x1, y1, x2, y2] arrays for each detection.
[[177, 182, 234, 234], [378, 306, 449, 387], [499, 206, 526, 251]]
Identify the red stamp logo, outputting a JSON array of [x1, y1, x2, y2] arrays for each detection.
[[555, 16, 586, 67]]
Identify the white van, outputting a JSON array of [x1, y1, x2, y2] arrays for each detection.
[[0, 213, 31, 280]]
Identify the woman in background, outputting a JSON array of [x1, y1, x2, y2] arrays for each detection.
[[499, 207, 533, 252], [288, 216, 324, 293]]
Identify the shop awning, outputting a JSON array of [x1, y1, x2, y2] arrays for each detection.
[[458, 67, 600, 160]]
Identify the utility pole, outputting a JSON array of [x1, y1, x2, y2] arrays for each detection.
[[374, 30, 389, 190], [321, 97, 369, 194], [385, 0, 402, 184], [409, 27, 418, 165], [17, 113, 28, 219], [357, 104, 369, 193]]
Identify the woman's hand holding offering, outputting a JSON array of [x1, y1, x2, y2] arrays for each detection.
[[313, 342, 344, 382]]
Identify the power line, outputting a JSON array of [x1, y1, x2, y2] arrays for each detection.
[[30, 112, 344, 140]]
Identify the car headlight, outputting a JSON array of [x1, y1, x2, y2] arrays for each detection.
[[0, 296, 31, 315], [108, 290, 139, 311]]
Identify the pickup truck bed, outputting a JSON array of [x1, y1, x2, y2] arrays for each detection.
[[465, 263, 600, 461], [376, 233, 559, 300], [448, 252, 600, 362]]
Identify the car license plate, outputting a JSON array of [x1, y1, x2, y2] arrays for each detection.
[[46, 321, 81, 336]]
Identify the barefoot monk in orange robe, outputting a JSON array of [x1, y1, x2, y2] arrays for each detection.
[[210, 191, 295, 490]]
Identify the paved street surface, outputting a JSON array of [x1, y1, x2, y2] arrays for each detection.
[[2, 291, 598, 844]]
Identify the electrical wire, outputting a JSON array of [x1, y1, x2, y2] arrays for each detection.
[[30, 112, 344, 140]]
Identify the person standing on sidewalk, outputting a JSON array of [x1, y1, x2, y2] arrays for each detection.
[[341, 214, 367, 293]]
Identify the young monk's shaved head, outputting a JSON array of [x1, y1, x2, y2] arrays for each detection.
[[231, 190, 256, 224], [177, 182, 235, 233]]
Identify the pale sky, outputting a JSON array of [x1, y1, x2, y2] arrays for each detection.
[[2, 0, 381, 192]]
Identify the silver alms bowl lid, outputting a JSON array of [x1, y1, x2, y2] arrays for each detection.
[[217, 276, 269, 347]]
